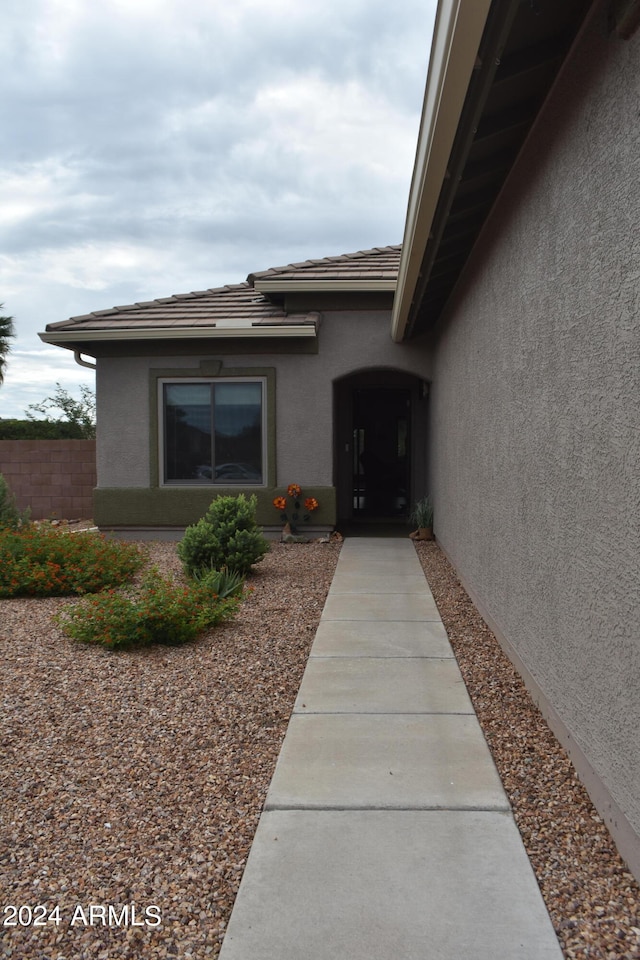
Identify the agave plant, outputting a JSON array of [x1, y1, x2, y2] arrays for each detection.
[[191, 565, 245, 599]]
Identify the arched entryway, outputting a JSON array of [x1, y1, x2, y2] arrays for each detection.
[[334, 369, 428, 528]]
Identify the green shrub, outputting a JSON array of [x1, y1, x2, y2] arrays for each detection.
[[217, 526, 269, 575], [57, 569, 240, 650], [0, 526, 143, 597], [0, 474, 30, 530], [177, 518, 218, 574], [192, 565, 246, 599], [178, 494, 269, 577], [0, 419, 87, 440], [411, 495, 433, 528]]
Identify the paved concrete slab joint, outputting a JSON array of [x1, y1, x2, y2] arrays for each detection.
[[218, 538, 563, 960]]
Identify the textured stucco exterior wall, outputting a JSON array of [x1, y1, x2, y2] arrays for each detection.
[[430, 10, 640, 857], [97, 357, 151, 487], [97, 309, 431, 489]]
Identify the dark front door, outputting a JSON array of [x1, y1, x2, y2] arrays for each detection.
[[352, 388, 410, 518]]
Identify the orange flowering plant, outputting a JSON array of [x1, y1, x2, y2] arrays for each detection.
[[272, 484, 319, 532], [0, 525, 143, 597]]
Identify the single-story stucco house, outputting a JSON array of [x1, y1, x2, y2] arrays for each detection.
[[43, 244, 431, 534], [41, 0, 640, 882]]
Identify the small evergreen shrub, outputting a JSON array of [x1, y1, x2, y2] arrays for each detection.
[[0, 473, 30, 530], [178, 494, 269, 577], [177, 518, 219, 574], [57, 570, 240, 650], [219, 526, 269, 575], [0, 526, 143, 597]]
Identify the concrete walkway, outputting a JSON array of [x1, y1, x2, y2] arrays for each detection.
[[218, 538, 563, 960]]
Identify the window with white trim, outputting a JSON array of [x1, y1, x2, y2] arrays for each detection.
[[161, 379, 265, 484]]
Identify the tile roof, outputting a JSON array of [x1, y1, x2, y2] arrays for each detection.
[[45, 245, 401, 335], [248, 245, 401, 284], [46, 283, 283, 332]]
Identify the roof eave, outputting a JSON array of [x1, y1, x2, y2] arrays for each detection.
[[254, 279, 397, 294], [39, 325, 318, 349], [391, 0, 494, 343]]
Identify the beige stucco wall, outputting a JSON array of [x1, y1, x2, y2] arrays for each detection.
[[96, 309, 432, 490], [429, 8, 640, 869]]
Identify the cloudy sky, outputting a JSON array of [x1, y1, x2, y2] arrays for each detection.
[[0, 0, 436, 419]]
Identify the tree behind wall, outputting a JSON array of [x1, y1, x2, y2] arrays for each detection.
[[25, 383, 96, 439], [0, 306, 15, 386]]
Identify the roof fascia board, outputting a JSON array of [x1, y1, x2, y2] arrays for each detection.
[[254, 279, 397, 293], [39, 325, 317, 346], [391, 0, 493, 343]]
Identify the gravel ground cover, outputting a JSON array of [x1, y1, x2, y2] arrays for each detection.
[[414, 540, 640, 960], [2, 533, 639, 960], [0, 539, 340, 960]]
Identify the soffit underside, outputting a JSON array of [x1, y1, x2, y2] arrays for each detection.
[[406, 0, 594, 340]]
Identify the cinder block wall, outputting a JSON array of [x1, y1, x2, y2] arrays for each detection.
[[0, 440, 96, 520]]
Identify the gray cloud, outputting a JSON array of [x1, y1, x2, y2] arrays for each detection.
[[0, 0, 436, 418]]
